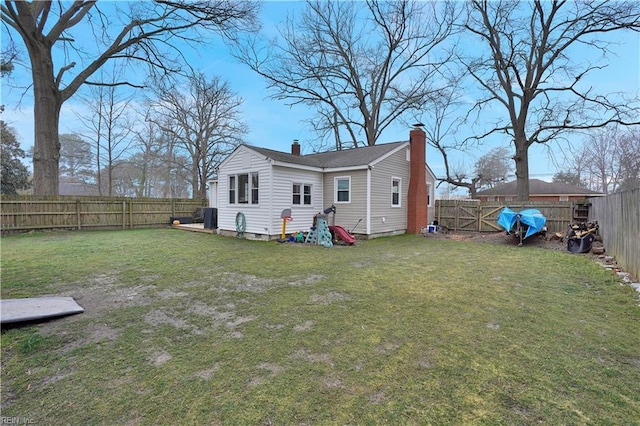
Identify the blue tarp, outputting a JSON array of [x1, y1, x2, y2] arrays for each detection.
[[497, 207, 547, 239]]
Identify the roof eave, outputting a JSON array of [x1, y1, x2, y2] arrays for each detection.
[[271, 160, 324, 172], [323, 165, 370, 173]]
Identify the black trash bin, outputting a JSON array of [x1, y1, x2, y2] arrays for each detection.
[[203, 208, 218, 229]]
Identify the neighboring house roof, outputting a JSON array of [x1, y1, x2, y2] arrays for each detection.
[[243, 141, 408, 170], [475, 178, 603, 197], [59, 176, 100, 196]]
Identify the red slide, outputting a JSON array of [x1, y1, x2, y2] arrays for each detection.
[[329, 225, 356, 245]]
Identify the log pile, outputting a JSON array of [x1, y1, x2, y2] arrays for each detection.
[[566, 221, 600, 253]]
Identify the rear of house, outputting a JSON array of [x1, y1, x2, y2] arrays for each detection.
[[214, 145, 324, 239], [213, 126, 434, 240]]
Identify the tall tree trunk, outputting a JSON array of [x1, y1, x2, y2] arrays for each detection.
[[198, 157, 207, 199], [191, 161, 199, 198], [514, 137, 530, 201], [30, 45, 61, 195]]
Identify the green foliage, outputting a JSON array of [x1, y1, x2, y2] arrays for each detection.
[[1, 230, 638, 424], [59, 133, 94, 182], [0, 120, 31, 194], [553, 171, 587, 188], [17, 332, 44, 354]]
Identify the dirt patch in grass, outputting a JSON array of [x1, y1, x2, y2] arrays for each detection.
[[293, 320, 314, 332], [144, 310, 193, 330], [54, 323, 120, 354], [193, 364, 221, 380], [424, 229, 566, 250], [292, 348, 334, 366], [310, 292, 351, 305], [63, 281, 154, 317], [148, 349, 172, 366]]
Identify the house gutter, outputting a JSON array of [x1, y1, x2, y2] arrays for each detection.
[[324, 165, 369, 173], [271, 161, 323, 172]]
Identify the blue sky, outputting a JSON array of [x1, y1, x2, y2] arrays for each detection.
[[2, 1, 639, 194]]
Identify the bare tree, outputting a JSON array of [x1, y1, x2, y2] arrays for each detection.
[[474, 146, 513, 190], [148, 72, 247, 199], [130, 118, 161, 198], [416, 78, 484, 198], [1, 0, 259, 195], [78, 74, 136, 196], [234, 0, 458, 149], [617, 129, 640, 192], [552, 171, 587, 188], [583, 126, 640, 194], [124, 119, 190, 198], [0, 37, 18, 76], [462, 0, 640, 200]]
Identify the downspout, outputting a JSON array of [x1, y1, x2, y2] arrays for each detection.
[[268, 158, 274, 237], [366, 165, 372, 236]]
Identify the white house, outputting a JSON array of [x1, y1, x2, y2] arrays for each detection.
[[209, 126, 436, 240]]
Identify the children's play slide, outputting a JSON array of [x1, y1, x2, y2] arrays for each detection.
[[329, 225, 356, 245]]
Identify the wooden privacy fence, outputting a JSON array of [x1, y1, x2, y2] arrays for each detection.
[[1, 196, 207, 233], [589, 188, 640, 281], [435, 200, 576, 234]]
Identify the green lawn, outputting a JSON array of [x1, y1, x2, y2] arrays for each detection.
[[1, 229, 638, 425]]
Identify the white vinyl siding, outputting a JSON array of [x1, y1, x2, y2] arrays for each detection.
[[324, 171, 367, 233], [426, 166, 436, 224], [217, 147, 272, 235], [272, 166, 323, 233], [369, 148, 410, 234]]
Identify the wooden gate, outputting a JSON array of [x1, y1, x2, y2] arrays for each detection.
[[435, 200, 573, 234], [435, 200, 480, 231]]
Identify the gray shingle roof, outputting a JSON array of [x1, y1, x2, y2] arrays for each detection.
[[475, 179, 603, 196], [246, 141, 407, 169], [59, 176, 100, 196]]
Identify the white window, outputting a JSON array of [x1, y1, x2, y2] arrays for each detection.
[[229, 173, 259, 204], [251, 172, 259, 204], [559, 196, 569, 202], [426, 183, 432, 207], [335, 177, 351, 203], [238, 174, 249, 204], [392, 177, 401, 207], [303, 184, 312, 205], [229, 176, 236, 204], [292, 183, 312, 205], [505, 196, 513, 201]]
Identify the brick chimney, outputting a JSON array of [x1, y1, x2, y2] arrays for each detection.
[[291, 140, 301, 156], [406, 125, 428, 234]]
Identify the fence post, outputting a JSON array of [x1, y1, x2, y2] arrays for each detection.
[[76, 199, 81, 230], [129, 200, 133, 229], [122, 201, 126, 229]]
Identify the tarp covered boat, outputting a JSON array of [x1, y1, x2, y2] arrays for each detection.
[[497, 207, 547, 246]]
